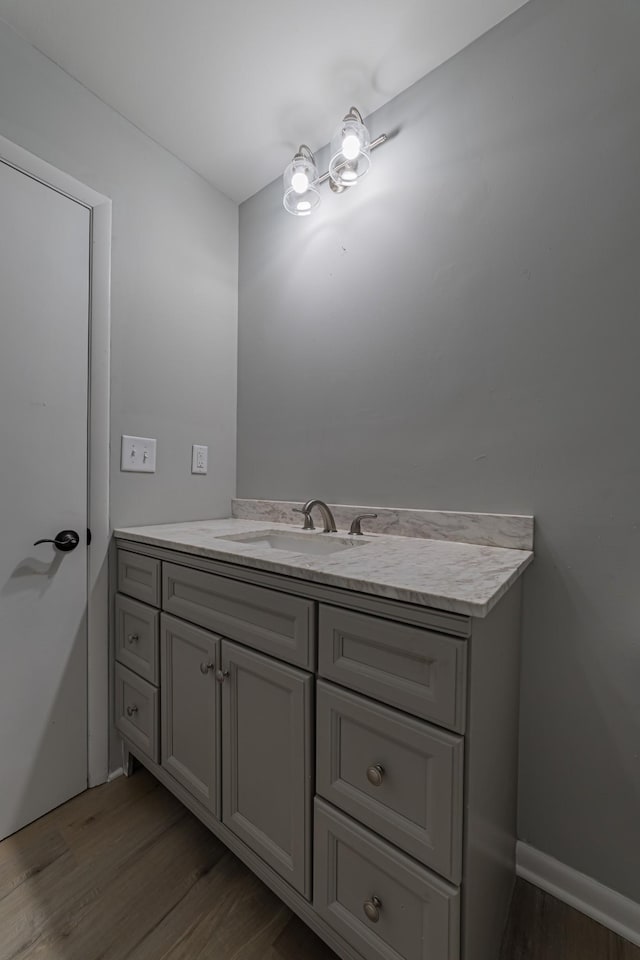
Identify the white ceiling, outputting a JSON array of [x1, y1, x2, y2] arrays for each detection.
[[0, 0, 529, 202]]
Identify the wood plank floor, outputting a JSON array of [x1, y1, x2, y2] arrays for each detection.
[[0, 770, 637, 960]]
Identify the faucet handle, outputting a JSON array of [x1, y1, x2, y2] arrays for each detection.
[[292, 507, 315, 530], [349, 513, 378, 536]]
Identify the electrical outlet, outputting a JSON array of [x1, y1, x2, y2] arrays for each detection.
[[191, 444, 208, 475], [121, 435, 157, 473]]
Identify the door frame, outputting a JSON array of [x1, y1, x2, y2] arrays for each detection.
[[0, 134, 111, 788]]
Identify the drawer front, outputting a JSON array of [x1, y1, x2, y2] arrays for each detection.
[[318, 605, 467, 732], [115, 594, 160, 684], [316, 681, 464, 882], [115, 663, 159, 763], [163, 562, 315, 669], [117, 549, 161, 607], [314, 799, 460, 960]]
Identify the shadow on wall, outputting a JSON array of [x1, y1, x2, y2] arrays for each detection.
[[1, 552, 64, 599]]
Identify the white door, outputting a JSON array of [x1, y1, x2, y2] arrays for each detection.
[[0, 159, 90, 839]]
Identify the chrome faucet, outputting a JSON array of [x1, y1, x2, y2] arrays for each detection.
[[294, 499, 337, 533], [349, 513, 378, 535]]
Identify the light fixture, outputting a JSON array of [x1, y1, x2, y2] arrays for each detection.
[[282, 145, 321, 217], [282, 106, 389, 216], [329, 106, 371, 188]]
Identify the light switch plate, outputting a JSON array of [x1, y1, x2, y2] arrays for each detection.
[[191, 444, 208, 474], [121, 435, 157, 473]]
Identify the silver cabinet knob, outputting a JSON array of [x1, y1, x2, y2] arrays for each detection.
[[216, 669, 230, 683], [363, 896, 382, 923], [127, 633, 139, 644], [126, 704, 138, 717], [200, 661, 214, 674], [366, 764, 385, 787]]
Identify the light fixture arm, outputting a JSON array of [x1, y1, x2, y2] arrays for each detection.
[[295, 143, 316, 164], [344, 105, 364, 124], [317, 133, 388, 186]]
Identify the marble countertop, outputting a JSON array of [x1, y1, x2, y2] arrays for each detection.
[[114, 517, 533, 618]]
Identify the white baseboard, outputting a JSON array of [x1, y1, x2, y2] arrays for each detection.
[[516, 841, 640, 948], [107, 767, 123, 783]]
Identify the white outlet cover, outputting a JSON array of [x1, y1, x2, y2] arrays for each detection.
[[191, 444, 208, 475], [121, 435, 157, 473]]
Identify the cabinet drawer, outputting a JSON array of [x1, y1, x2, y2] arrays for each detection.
[[314, 799, 459, 960], [115, 594, 160, 685], [115, 663, 159, 763], [117, 549, 161, 607], [316, 681, 463, 881], [163, 562, 315, 669], [318, 605, 467, 732]]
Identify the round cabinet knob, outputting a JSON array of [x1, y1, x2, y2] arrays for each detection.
[[363, 896, 382, 923], [126, 704, 138, 717], [127, 633, 139, 644], [216, 669, 230, 683], [366, 764, 385, 787], [200, 662, 214, 674]]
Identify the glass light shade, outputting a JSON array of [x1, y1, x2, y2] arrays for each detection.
[[329, 114, 371, 187], [283, 150, 321, 216]]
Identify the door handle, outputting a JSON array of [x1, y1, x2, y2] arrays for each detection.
[[33, 529, 80, 552]]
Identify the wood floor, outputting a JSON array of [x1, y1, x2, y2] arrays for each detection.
[[0, 770, 638, 960]]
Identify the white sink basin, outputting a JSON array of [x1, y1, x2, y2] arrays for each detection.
[[217, 530, 369, 556]]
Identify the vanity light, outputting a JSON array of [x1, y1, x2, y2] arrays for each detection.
[[282, 106, 389, 216], [282, 145, 321, 217], [329, 106, 371, 188]]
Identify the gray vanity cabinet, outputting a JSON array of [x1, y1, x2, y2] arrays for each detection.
[[221, 639, 313, 899], [161, 614, 221, 816], [115, 540, 524, 960]]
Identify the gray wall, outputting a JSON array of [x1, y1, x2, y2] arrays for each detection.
[[0, 19, 238, 528], [238, 0, 640, 901]]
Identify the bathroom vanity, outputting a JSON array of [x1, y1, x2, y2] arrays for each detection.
[[113, 502, 533, 960]]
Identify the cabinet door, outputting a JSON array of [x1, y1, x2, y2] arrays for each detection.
[[161, 614, 220, 816], [221, 640, 312, 898]]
